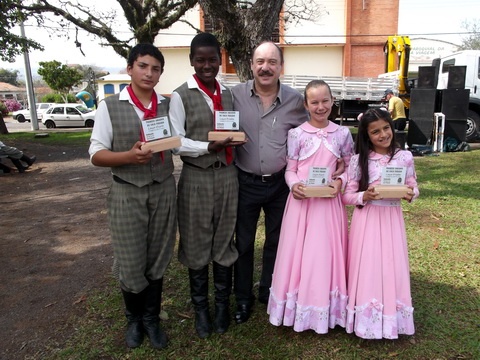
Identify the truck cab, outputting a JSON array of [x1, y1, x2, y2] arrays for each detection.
[[436, 50, 480, 141]]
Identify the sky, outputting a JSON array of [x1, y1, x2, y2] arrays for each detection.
[[1, 0, 479, 76]]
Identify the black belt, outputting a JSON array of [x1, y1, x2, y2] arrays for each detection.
[[184, 161, 226, 170], [238, 168, 285, 183]]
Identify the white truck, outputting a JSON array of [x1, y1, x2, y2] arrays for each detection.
[[218, 73, 396, 122], [435, 50, 480, 141]]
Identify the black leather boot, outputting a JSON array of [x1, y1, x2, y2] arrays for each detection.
[[10, 158, 27, 173], [0, 162, 12, 173], [189, 266, 212, 339], [121, 289, 146, 348], [143, 278, 168, 349], [213, 262, 232, 334], [21, 154, 36, 166]]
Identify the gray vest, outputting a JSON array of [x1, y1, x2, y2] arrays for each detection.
[[175, 82, 234, 168], [106, 94, 174, 187]]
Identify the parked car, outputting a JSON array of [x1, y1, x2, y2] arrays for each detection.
[[42, 103, 96, 128], [12, 103, 55, 123]]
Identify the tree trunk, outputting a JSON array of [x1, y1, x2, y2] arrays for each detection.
[[0, 114, 9, 134], [199, 0, 285, 82]]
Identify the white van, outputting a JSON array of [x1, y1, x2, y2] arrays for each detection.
[[436, 50, 480, 141]]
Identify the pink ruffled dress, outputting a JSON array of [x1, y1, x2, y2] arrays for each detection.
[[267, 121, 354, 333], [342, 150, 419, 339]]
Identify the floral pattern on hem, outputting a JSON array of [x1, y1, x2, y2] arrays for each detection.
[[268, 287, 347, 334], [346, 298, 415, 339]]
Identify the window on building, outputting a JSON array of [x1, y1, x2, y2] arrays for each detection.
[[104, 84, 115, 98]]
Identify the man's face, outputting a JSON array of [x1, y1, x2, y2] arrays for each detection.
[[127, 55, 163, 91], [251, 42, 283, 88]]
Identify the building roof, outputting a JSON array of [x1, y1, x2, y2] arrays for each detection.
[[0, 82, 24, 92], [98, 74, 131, 82]]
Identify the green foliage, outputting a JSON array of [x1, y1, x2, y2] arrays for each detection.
[[0, 102, 7, 116], [42, 93, 77, 103], [0, 0, 43, 62], [0, 68, 20, 86], [0, 130, 92, 146], [459, 18, 480, 50], [37, 61, 83, 103], [8, 0, 198, 62]]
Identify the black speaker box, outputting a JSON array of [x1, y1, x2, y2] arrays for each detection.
[[407, 119, 433, 147], [447, 66, 466, 89], [440, 89, 470, 119], [417, 66, 438, 89], [409, 89, 437, 120], [445, 119, 467, 143]]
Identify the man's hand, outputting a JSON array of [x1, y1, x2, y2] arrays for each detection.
[[208, 137, 247, 152]]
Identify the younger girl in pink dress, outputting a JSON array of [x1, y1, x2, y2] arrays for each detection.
[[267, 80, 354, 333], [342, 108, 419, 339]]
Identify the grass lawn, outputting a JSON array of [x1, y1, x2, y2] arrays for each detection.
[[8, 132, 477, 359]]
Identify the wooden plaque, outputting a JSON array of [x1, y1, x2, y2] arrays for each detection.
[[208, 131, 246, 142], [374, 185, 410, 199], [141, 136, 181, 153], [304, 186, 336, 198]]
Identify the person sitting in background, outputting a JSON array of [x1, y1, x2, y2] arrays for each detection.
[[0, 141, 36, 173]]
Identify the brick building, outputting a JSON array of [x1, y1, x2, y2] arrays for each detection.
[[147, 0, 400, 94]]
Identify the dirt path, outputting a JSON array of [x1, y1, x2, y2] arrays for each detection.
[[0, 139, 186, 359]]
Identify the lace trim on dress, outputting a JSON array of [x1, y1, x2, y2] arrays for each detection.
[[346, 298, 415, 339], [268, 287, 347, 334], [369, 199, 401, 207]]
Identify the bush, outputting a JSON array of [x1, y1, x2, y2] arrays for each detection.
[[42, 93, 77, 103], [0, 101, 7, 116], [3, 99, 22, 112]]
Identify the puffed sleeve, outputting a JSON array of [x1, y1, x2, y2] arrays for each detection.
[[404, 151, 420, 201], [285, 128, 302, 189], [342, 155, 366, 206], [337, 128, 355, 188]]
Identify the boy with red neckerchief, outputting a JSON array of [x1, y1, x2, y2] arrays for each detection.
[[89, 44, 176, 350], [169, 33, 244, 339]]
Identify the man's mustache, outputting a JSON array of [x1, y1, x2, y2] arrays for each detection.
[[258, 70, 273, 76]]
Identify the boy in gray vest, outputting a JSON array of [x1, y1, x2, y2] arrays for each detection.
[[89, 44, 176, 350], [169, 33, 244, 338]]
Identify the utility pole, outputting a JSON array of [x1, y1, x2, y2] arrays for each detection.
[[20, 21, 39, 130]]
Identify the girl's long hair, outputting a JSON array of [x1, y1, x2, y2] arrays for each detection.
[[356, 108, 399, 192]]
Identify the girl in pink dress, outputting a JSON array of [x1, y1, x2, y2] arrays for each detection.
[[267, 80, 354, 333], [342, 108, 419, 339]]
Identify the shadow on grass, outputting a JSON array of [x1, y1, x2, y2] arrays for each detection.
[[414, 149, 480, 200]]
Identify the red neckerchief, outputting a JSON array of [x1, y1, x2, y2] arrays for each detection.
[[126, 85, 163, 161], [193, 74, 232, 165]]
